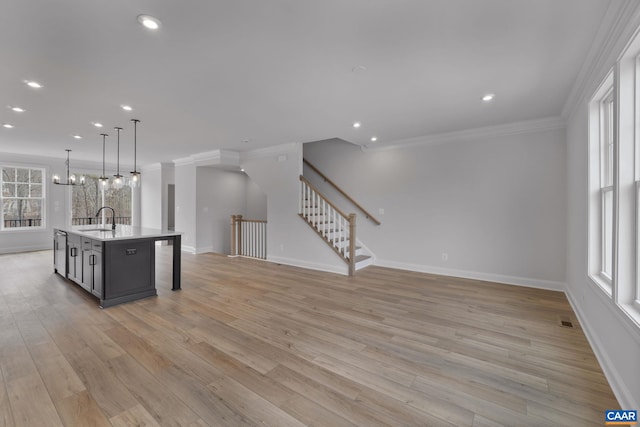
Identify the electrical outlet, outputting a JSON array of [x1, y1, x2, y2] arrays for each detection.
[[441, 253, 448, 261], [379, 208, 384, 215]]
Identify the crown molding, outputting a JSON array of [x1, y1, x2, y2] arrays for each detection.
[[192, 149, 240, 167], [142, 163, 161, 172], [172, 156, 195, 167], [361, 116, 565, 152], [562, 0, 640, 120], [241, 142, 300, 160]]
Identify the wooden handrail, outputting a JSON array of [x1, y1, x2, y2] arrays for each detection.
[[299, 175, 350, 219], [299, 177, 357, 275], [303, 158, 381, 225]]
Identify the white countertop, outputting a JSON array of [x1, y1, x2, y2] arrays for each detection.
[[57, 225, 182, 241]]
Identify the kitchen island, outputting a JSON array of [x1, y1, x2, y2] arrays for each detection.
[[54, 225, 181, 307]]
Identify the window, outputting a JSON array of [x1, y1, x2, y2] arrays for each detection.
[[588, 72, 615, 294], [601, 90, 615, 281], [589, 28, 640, 325], [71, 174, 131, 225], [1, 166, 45, 230]]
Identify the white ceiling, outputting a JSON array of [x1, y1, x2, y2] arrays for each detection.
[[0, 0, 616, 166]]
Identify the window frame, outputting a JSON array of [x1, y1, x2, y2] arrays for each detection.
[[1, 165, 47, 231], [588, 71, 616, 295], [601, 90, 615, 282], [70, 173, 133, 227]]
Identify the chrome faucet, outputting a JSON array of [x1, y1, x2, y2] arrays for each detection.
[[95, 206, 116, 230]]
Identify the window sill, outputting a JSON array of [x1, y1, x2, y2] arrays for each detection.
[[589, 273, 613, 298], [0, 227, 47, 234]]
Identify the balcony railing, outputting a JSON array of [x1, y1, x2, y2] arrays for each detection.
[[72, 216, 131, 226], [3, 218, 43, 228], [230, 215, 267, 259], [2, 216, 132, 229]]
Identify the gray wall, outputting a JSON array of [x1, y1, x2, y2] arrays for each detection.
[[304, 129, 567, 289], [172, 162, 267, 255], [195, 167, 261, 254]]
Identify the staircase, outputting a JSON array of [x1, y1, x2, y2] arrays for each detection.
[[299, 175, 373, 275]]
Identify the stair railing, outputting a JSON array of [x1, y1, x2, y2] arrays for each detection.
[[303, 158, 381, 225], [299, 175, 356, 275], [230, 215, 267, 259]]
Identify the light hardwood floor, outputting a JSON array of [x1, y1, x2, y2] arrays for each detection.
[[0, 248, 618, 426]]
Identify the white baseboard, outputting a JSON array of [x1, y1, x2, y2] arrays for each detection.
[[565, 290, 639, 410], [0, 245, 50, 255], [181, 245, 196, 254], [375, 259, 566, 292], [267, 255, 348, 276], [195, 246, 214, 254]]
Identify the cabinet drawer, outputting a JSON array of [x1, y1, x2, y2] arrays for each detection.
[[92, 240, 103, 252], [82, 239, 93, 250]]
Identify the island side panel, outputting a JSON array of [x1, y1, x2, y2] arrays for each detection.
[[103, 238, 156, 307], [172, 234, 181, 290]]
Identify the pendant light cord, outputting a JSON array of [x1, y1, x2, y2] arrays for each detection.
[[114, 127, 123, 177], [131, 119, 140, 173], [100, 133, 108, 178]]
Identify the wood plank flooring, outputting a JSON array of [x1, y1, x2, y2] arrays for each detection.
[[0, 248, 618, 426]]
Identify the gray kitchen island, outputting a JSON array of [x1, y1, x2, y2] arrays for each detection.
[[54, 225, 182, 307]]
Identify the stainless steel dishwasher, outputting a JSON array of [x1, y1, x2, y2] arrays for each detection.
[[54, 230, 67, 276]]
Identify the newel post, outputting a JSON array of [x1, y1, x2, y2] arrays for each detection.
[[236, 215, 243, 256], [230, 215, 243, 256], [230, 215, 237, 256], [348, 213, 356, 276]]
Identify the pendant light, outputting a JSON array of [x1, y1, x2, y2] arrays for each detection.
[[99, 133, 109, 188], [130, 119, 141, 188], [53, 149, 85, 186], [112, 127, 124, 189]]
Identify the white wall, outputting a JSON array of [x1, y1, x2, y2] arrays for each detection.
[[141, 164, 163, 229], [140, 162, 174, 231], [563, 4, 640, 409], [174, 161, 197, 252], [0, 152, 99, 253], [242, 143, 349, 274], [304, 129, 567, 290]]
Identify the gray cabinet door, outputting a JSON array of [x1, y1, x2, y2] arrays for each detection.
[[91, 240, 103, 298], [67, 234, 81, 284], [81, 247, 92, 292]]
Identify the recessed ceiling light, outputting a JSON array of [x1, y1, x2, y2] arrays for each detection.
[[371, 136, 377, 142], [93, 122, 103, 128], [137, 14, 161, 30], [3, 124, 14, 129], [353, 122, 361, 128], [121, 105, 133, 111], [73, 135, 82, 139], [482, 93, 495, 102], [24, 80, 43, 89], [10, 106, 25, 113]]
